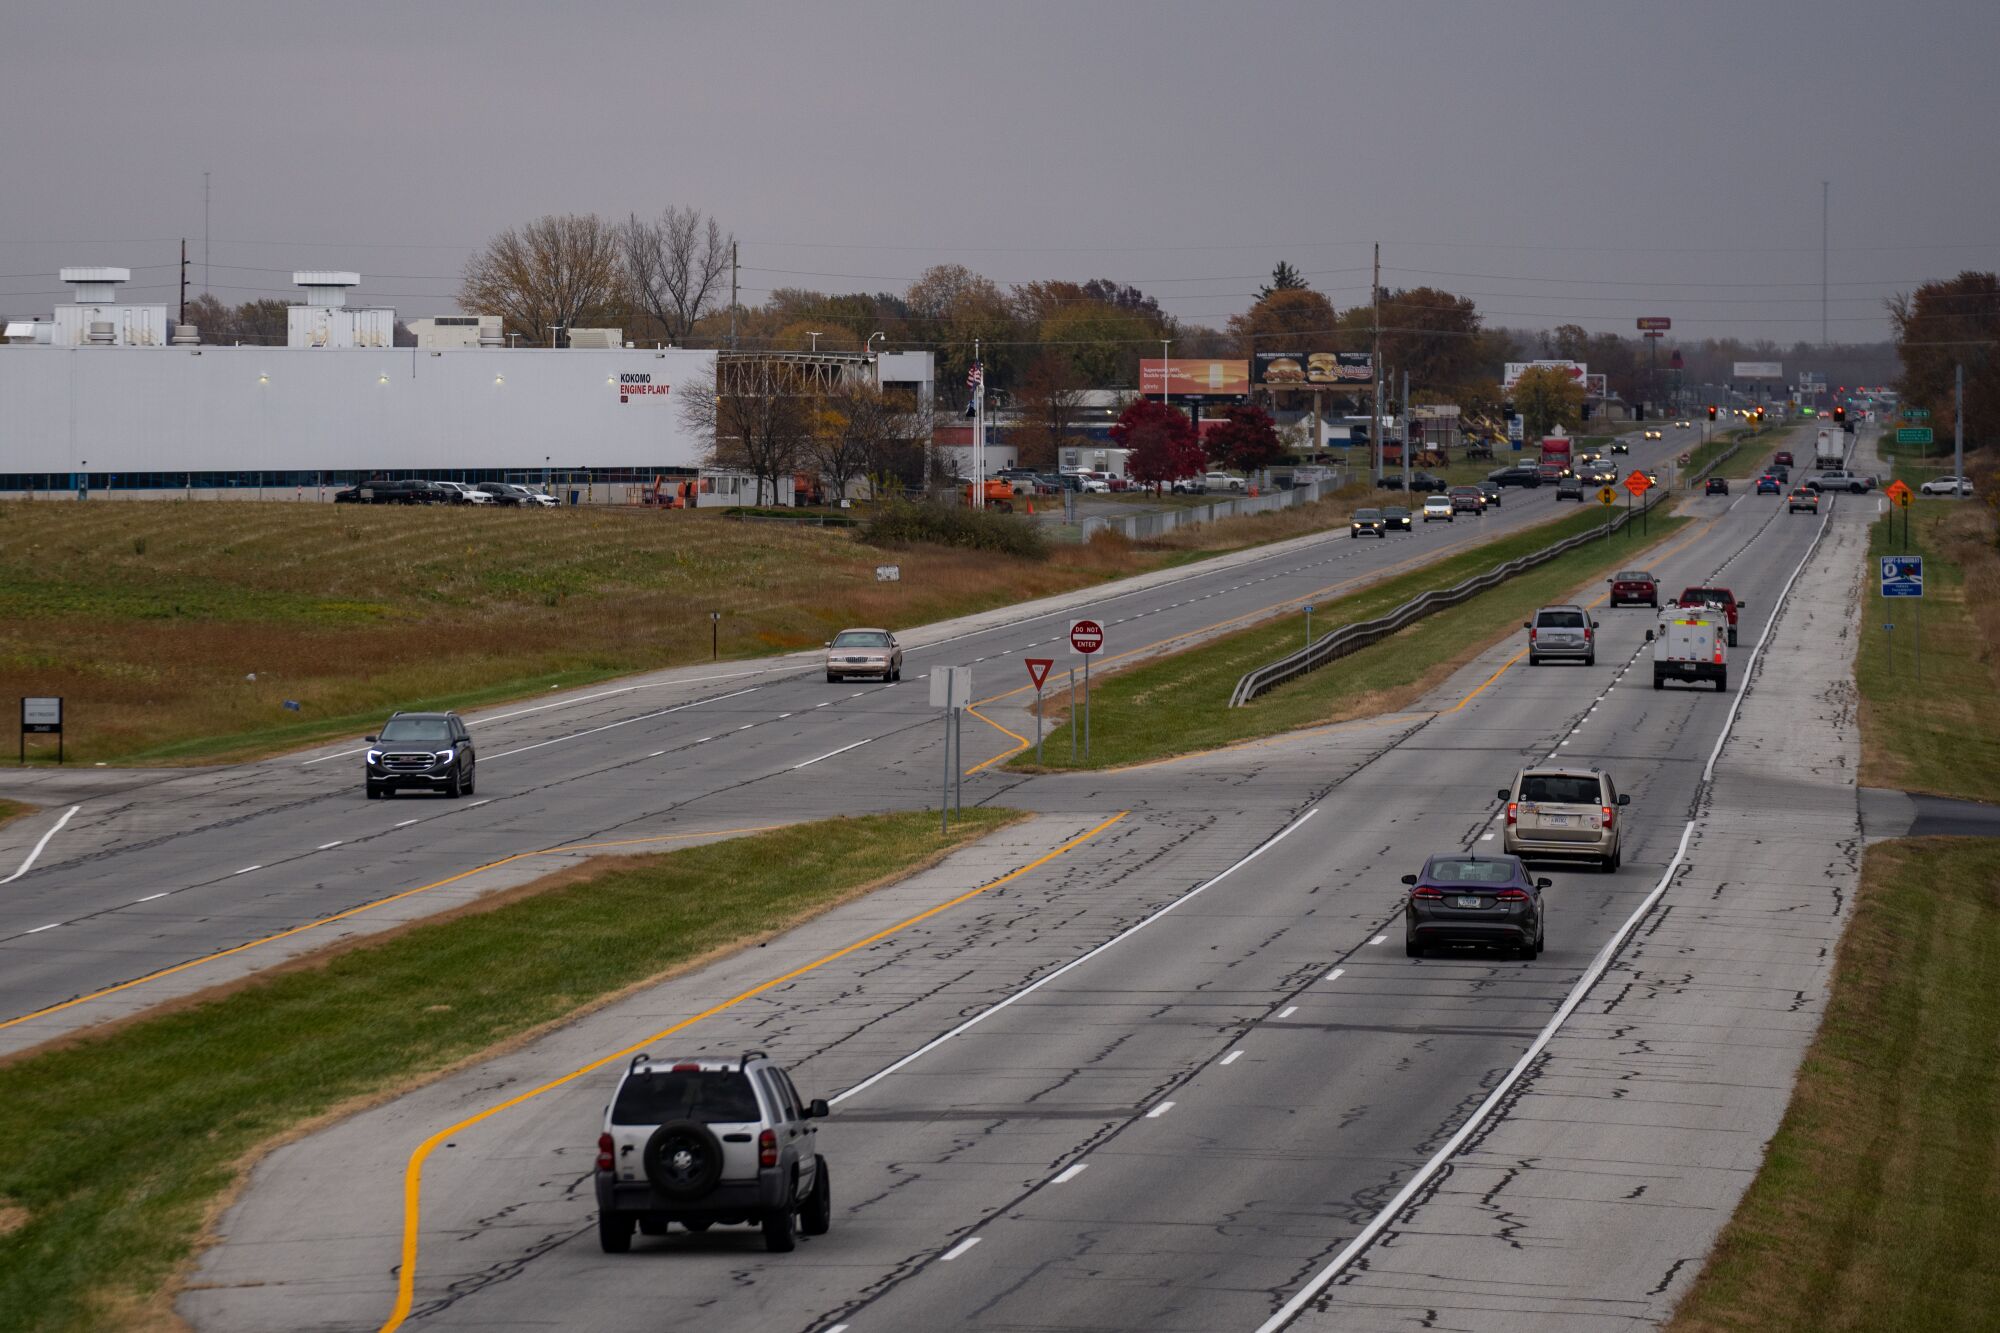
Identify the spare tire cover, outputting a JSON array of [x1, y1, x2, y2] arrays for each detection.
[[643, 1121, 726, 1200]]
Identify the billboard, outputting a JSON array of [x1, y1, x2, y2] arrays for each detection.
[[1138, 358, 1251, 397], [1734, 361, 1783, 379], [1501, 360, 1587, 391], [1636, 317, 1671, 331], [1251, 350, 1372, 386]]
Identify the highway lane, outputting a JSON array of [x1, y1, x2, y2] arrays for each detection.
[[182, 436, 1821, 1333], [0, 425, 1718, 1038]]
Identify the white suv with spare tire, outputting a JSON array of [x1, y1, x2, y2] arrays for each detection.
[[595, 1050, 830, 1253]]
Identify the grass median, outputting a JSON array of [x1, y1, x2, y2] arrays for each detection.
[[0, 808, 1018, 1332], [1667, 838, 2000, 1333], [1012, 505, 1688, 771], [0, 799, 29, 830]]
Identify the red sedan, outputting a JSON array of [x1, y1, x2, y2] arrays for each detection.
[[1608, 569, 1659, 608]]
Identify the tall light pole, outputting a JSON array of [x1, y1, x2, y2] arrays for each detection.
[[866, 331, 885, 358], [808, 331, 822, 353]]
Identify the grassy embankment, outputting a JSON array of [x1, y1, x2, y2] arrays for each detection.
[[0, 800, 30, 830], [1670, 499, 2000, 1332], [0, 493, 1367, 766], [1013, 505, 1687, 771], [0, 808, 1018, 1333]]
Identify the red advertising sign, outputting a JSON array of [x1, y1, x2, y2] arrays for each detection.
[[1068, 620, 1104, 656], [1025, 658, 1054, 689], [1636, 317, 1672, 331], [1139, 359, 1252, 397]]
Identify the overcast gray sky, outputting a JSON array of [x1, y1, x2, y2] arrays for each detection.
[[4, 0, 1994, 344]]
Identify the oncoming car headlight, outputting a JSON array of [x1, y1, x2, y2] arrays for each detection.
[[435, 750, 456, 764], [366, 749, 383, 765]]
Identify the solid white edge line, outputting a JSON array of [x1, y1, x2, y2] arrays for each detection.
[[1702, 504, 1832, 784], [1254, 497, 1834, 1333], [1, 804, 80, 885], [939, 1236, 981, 1261], [793, 737, 874, 770], [1052, 1163, 1088, 1184], [830, 809, 1319, 1107]]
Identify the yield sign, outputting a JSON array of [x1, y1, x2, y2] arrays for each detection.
[[1025, 657, 1054, 690], [1623, 470, 1653, 497]]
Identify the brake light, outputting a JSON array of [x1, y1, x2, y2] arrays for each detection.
[[1411, 885, 1445, 900], [758, 1128, 778, 1168], [1602, 804, 1614, 830], [1583, 626, 1592, 641], [1528, 628, 1538, 644], [1506, 801, 1518, 826], [671, 1063, 701, 1072], [1494, 888, 1530, 902], [596, 1133, 615, 1171]]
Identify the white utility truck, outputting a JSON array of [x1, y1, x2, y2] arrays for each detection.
[[1648, 610, 1728, 691]]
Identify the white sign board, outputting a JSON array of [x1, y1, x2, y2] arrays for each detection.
[[1733, 361, 1783, 379], [1501, 359, 1587, 391], [21, 697, 62, 728], [929, 665, 973, 710], [874, 564, 901, 582]]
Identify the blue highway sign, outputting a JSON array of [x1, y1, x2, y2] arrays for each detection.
[[1880, 555, 1923, 598]]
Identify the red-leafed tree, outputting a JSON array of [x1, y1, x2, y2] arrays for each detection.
[[1203, 405, 1286, 474], [1111, 398, 1203, 492]]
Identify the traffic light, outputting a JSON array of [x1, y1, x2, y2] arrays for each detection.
[[1834, 405, 1846, 423], [1706, 405, 1717, 421]]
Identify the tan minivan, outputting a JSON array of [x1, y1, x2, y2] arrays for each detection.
[[1499, 766, 1630, 871]]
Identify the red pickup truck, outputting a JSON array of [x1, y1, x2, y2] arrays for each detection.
[[1675, 586, 1744, 646]]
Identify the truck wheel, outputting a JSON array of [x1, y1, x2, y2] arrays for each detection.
[[1727, 628, 1738, 647], [762, 1197, 797, 1253], [827, 672, 839, 683], [598, 1209, 633, 1254], [1715, 670, 1727, 692], [1653, 672, 1664, 690]]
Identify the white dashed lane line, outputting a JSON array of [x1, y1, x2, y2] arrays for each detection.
[[1051, 1164, 1088, 1184], [318, 840, 343, 850], [1220, 1050, 1244, 1066], [1279, 1005, 1298, 1018], [1325, 967, 1346, 981], [26, 924, 57, 934], [1370, 934, 1387, 945], [794, 738, 873, 770], [1145, 1101, 1176, 1119], [136, 892, 168, 902], [233, 864, 263, 874], [939, 1237, 982, 1261]]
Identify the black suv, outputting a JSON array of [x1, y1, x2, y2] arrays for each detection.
[[1487, 464, 1542, 488], [597, 1051, 830, 1253], [364, 711, 475, 798]]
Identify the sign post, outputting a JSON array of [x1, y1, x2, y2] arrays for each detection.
[[1304, 604, 1314, 649], [1025, 658, 1053, 764], [930, 666, 972, 829], [20, 696, 63, 765], [1886, 479, 1914, 550], [710, 609, 721, 661], [1623, 469, 1652, 536], [1069, 619, 1104, 763]]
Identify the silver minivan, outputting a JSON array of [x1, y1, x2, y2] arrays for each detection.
[[1500, 766, 1630, 871], [1526, 605, 1599, 666]]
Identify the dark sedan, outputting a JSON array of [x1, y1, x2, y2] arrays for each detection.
[[1476, 481, 1503, 507], [1705, 476, 1730, 495], [1608, 569, 1659, 607], [1381, 505, 1412, 531], [1403, 853, 1550, 959], [1350, 508, 1387, 538], [1487, 465, 1542, 488]]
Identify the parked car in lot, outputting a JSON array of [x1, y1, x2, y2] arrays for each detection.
[[1555, 475, 1586, 501], [1788, 487, 1820, 514], [1920, 475, 1976, 497], [1379, 470, 1448, 492], [1607, 569, 1660, 608], [1381, 505, 1412, 531], [1422, 495, 1454, 522], [1526, 605, 1598, 665], [1499, 765, 1629, 871], [595, 1051, 830, 1254], [825, 628, 903, 682], [431, 480, 495, 505], [476, 481, 548, 506], [1204, 471, 1246, 493], [364, 711, 475, 799], [1705, 476, 1730, 495], [1488, 465, 1542, 488], [337, 478, 445, 505], [1402, 853, 1550, 959], [1674, 585, 1743, 645]]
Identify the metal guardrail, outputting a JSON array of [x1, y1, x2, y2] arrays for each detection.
[[1228, 486, 1667, 708]]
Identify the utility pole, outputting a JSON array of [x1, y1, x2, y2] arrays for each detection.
[[729, 241, 738, 349], [1821, 180, 1829, 349], [203, 171, 211, 295], [1955, 362, 1964, 485], [1371, 242, 1382, 484], [1401, 368, 1411, 494], [179, 238, 188, 324]]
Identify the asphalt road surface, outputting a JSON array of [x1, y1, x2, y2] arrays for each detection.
[[0, 426, 1708, 1047], [176, 426, 1846, 1333]]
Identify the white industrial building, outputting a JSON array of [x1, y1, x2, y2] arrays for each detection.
[[0, 267, 932, 502]]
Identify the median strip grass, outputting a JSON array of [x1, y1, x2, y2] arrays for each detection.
[[1013, 506, 1686, 770], [0, 799, 30, 831], [0, 808, 1017, 1332], [1667, 838, 2000, 1333]]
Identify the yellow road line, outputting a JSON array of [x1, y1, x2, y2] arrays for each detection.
[[0, 825, 789, 1035], [962, 705, 1031, 775], [376, 810, 1129, 1333]]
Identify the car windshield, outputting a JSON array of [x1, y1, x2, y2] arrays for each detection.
[[1536, 611, 1587, 628], [833, 631, 890, 648], [1520, 773, 1603, 804], [378, 717, 453, 743], [1383, 507, 1408, 516], [1426, 495, 1449, 504], [1426, 858, 1520, 885], [1355, 509, 1381, 520], [612, 1069, 760, 1125], [1681, 588, 1730, 604]]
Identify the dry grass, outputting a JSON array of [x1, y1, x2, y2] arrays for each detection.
[[0, 800, 32, 831], [0, 498, 1355, 764]]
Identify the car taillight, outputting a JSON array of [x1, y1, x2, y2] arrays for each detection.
[[1583, 626, 1592, 641], [671, 1063, 701, 1072], [1411, 886, 1445, 900], [1494, 888, 1530, 902], [1601, 804, 1614, 830], [1506, 801, 1518, 826], [1528, 628, 1538, 643], [596, 1133, 615, 1171], [758, 1128, 778, 1168]]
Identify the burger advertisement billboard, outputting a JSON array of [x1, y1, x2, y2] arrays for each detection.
[[1138, 359, 1251, 397], [1251, 350, 1372, 386]]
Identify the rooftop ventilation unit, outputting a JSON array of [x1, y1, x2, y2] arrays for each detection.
[[293, 271, 361, 307], [60, 267, 131, 303]]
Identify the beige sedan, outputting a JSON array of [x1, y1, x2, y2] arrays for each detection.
[[825, 628, 903, 683]]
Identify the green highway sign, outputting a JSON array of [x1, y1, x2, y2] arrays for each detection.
[[1902, 407, 1931, 420], [1896, 427, 1934, 445]]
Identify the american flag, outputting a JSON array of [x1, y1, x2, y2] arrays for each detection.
[[966, 362, 984, 394]]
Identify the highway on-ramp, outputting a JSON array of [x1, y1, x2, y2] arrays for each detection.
[[176, 429, 1853, 1333]]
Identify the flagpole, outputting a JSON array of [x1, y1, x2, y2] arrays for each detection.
[[973, 339, 986, 510]]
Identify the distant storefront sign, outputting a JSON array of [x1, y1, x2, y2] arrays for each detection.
[[1733, 361, 1783, 379], [1636, 317, 1672, 330], [1501, 360, 1588, 390], [1138, 359, 1251, 397], [1251, 351, 1372, 387]]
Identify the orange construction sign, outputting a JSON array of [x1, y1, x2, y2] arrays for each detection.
[[1885, 479, 1914, 508], [1623, 471, 1653, 496]]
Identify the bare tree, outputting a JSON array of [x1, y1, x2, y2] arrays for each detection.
[[1010, 352, 1089, 469], [622, 206, 733, 345], [680, 356, 814, 506], [461, 213, 625, 345], [812, 381, 932, 503]]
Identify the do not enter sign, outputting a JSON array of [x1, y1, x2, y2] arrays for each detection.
[[1069, 619, 1104, 656]]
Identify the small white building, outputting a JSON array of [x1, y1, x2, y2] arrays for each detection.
[[285, 272, 394, 349], [406, 315, 502, 349]]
